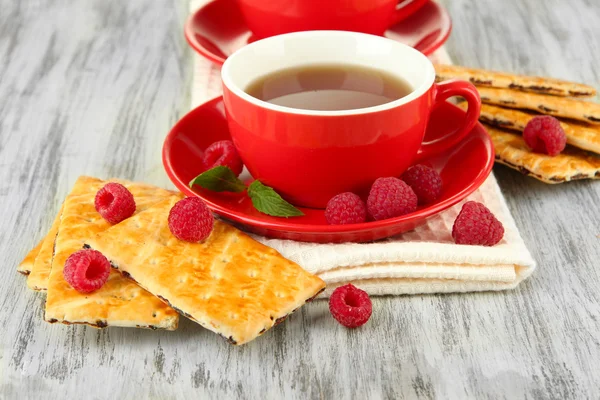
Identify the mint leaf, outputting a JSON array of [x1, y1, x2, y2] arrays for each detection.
[[189, 166, 246, 192], [189, 169, 303, 218], [247, 181, 304, 217]]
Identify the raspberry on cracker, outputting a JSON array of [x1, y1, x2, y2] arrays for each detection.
[[452, 201, 504, 246], [523, 115, 567, 156], [329, 284, 372, 328], [203, 140, 244, 176], [63, 249, 111, 293], [95, 182, 136, 224], [367, 177, 417, 221], [325, 192, 367, 225], [168, 197, 214, 242]]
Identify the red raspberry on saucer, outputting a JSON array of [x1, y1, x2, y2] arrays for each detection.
[[63, 249, 111, 293], [452, 201, 504, 246], [203, 140, 244, 176], [95, 183, 136, 224], [367, 177, 417, 221], [401, 164, 443, 205], [329, 284, 372, 328], [325, 192, 367, 225], [523, 116, 566, 156], [168, 197, 214, 242]]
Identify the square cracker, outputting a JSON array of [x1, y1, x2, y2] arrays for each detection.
[[486, 125, 600, 183], [27, 204, 64, 291], [459, 103, 600, 155], [44, 176, 179, 330], [86, 196, 326, 345], [17, 240, 43, 275]]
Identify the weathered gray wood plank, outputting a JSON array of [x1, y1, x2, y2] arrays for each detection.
[[0, 0, 599, 398]]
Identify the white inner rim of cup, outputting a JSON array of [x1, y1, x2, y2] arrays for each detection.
[[221, 31, 436, 116]]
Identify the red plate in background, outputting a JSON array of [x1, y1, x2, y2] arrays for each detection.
[[184, 0, 452, 65]]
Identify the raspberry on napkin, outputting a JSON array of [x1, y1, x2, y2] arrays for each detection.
[[86, 196, 326, 345]]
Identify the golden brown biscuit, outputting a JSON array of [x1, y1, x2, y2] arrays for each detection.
[[487, 125, 600, 183], [477, 87, 600, 125], [86, 196, 326, 345], [459, 103, 600, 155], [44, 176, 179, 330], [435, 64, 596, 97], [27, 205, 64, 291], [17, 240, 43, 275]]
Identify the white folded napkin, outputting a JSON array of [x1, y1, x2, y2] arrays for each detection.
[[188, 0, 536, 296]]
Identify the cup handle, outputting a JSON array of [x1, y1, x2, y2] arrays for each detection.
[[392, 0, 429, 24], [416, 79, 481, 160]]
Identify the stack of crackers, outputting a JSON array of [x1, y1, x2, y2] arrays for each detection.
[[435, 64, 600, 183], [17, 176, 325, 345]]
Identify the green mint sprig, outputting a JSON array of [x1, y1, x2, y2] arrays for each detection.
[[247, 181, 304, 217], [188, 166, 246, 193], [189, 166, 304, 218]]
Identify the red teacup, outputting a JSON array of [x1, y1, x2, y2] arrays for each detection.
[[237, 0, 429, 38], [221, 31, 480, 209]]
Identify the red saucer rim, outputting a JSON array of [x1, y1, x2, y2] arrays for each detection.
[[184, 0, 453, 66], [184, 14, 227, 65], [162, 96, 494, 235], [416, 3, 452, 56]]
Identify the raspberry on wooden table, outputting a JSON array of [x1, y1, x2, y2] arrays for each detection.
[[63, 249, 111, 293], [94, 182, 136, 224], [523, 115, 566, 156], [329, 284, 372, 328], [367, 177, 417, 221], [168, 197, 214, 242], [401, 164, 443, 205], [452, 201, 504, 246], [325, 192, 367, 225], [203, 140, 244, 176]]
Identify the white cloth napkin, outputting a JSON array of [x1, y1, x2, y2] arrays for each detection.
[[188, 0, 536, 296]]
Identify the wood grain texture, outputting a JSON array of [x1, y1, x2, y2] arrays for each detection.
[[1, 0, 599, 398]]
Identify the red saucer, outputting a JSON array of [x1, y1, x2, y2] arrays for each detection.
[[162, 97, 494, 243], [185, 0, 452, 65]]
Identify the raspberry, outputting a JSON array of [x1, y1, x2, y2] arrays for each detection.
[[95, 183, 136, 224], [168, 197, 214, 242], [329, 284, 372, 328], [367, 177, 417, 221], [203, 140, 244, 176], [63, 249, 111, 293], [523, 116, 566, 156], [401, 164, 443, 205], [452, 201, 504, 246], [325, 192, 367, 225]]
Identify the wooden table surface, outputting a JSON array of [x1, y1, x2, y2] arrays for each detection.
[[1, 0, 599, 398]]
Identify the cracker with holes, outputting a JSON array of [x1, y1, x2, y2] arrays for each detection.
[[459, 103, 600, 155], [434, 64, 597, 97], [17, 239, 43, 276], [44, 176, 180, 330], [477, 87, 600, 125], [26, 204, 64, 290], [85, 195, 326, 345], [486, 125, 600, 183]]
